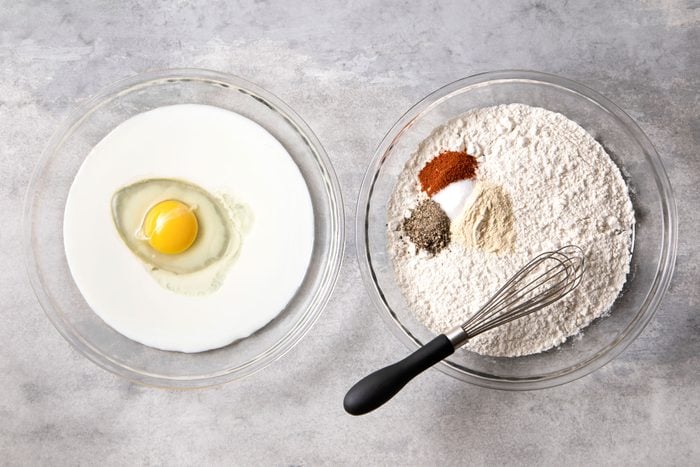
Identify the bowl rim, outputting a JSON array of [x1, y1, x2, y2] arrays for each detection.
[[24, 67, 345, 388], [356, 69, 677, 390]]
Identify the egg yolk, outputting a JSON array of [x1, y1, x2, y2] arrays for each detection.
[[142, 200, 198, 255]]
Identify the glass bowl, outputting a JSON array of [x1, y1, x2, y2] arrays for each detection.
[[357, 70, 677, 390], [25, 68, 344, 388]]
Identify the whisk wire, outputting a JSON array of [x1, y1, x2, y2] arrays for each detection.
[[461, 246, 585, 338], [461, 252, 563, 333], [468, 254, 582, 335]]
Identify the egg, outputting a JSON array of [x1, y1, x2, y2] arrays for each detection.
[[111, 178, 250, 295], [63, 104, 314, 352]]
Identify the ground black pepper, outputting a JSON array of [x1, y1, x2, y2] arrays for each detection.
[[402, 199, 451, 255]]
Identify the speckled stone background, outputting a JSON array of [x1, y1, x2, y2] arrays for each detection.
[[1, 0, 698, 465]]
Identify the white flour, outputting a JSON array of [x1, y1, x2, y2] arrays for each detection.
[[388, 104, 634, 357]]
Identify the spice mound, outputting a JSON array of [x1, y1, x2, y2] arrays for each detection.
[[451, 181, 515, 255], [403, 199, 450, 255], [418, 151, 478, 196], [402, 148, 514, 256]]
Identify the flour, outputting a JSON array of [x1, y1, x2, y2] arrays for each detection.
[[387, 104, 634, 357]]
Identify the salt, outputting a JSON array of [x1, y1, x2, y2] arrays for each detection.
[[431, 179, 476, 220]]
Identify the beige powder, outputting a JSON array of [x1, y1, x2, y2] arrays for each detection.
[[451, 181, 515, 255]]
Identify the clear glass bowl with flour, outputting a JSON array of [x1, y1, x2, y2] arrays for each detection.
[[357, 70, 676, 390]]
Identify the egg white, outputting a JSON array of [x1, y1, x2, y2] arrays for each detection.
[[112, 178, 251, 295], [63, 104, 314, 353]]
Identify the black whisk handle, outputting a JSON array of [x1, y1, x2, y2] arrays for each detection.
[[343, 335, 455, 416]]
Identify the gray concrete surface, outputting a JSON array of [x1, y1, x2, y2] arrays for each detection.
[[1, 0, 698, 465]]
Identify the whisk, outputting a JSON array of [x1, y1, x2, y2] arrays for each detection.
[[344, 245, 585, 415]]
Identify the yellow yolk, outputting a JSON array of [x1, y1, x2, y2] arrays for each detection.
[[142, 200, 198, 254]]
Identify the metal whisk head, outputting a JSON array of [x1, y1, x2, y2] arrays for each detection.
[[460, 245, 585, 339]]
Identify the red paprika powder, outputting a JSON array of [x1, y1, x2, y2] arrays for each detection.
[[418, 151, 478, 196]]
